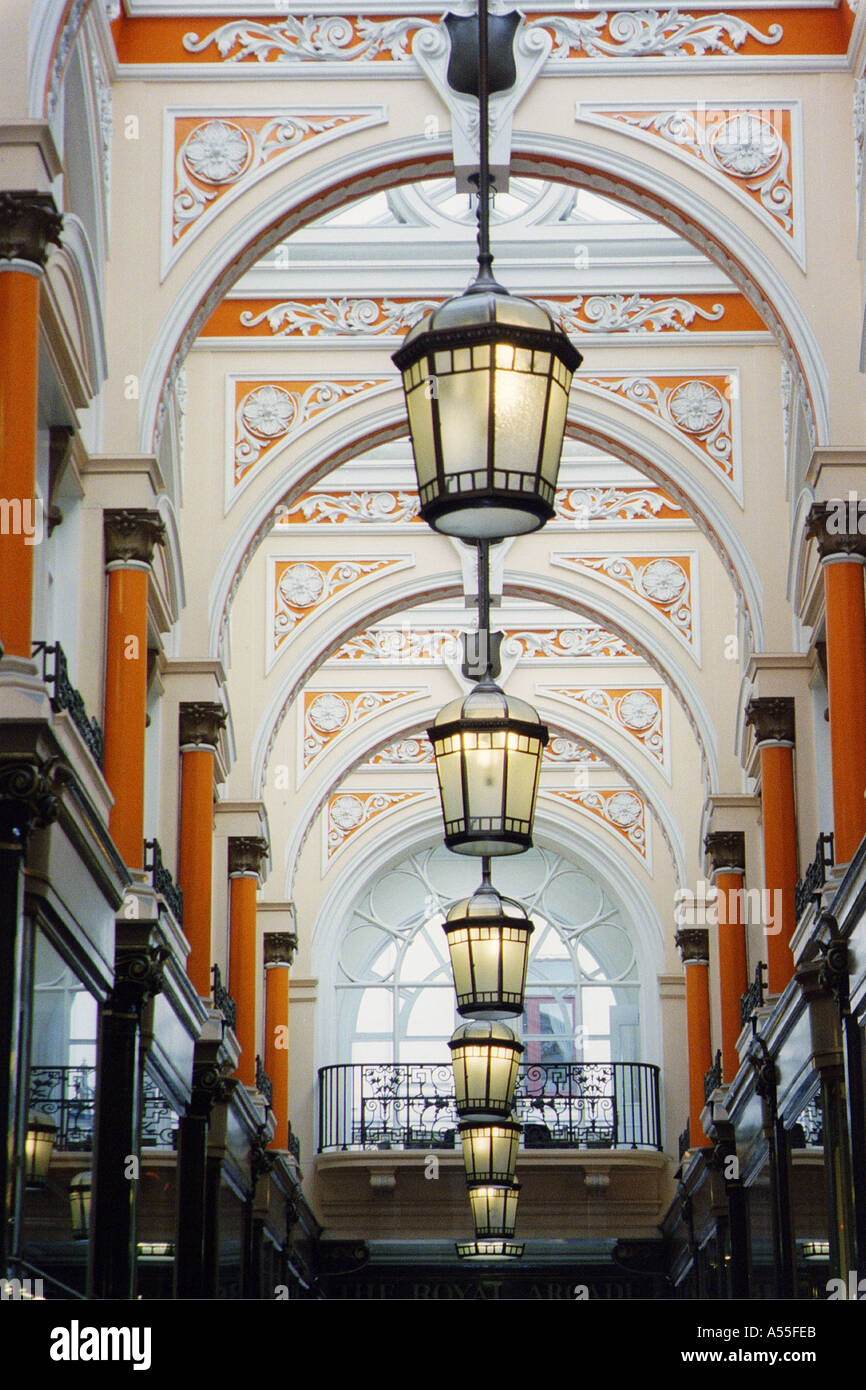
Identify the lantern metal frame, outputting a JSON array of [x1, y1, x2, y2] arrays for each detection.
[[24, 1112, 57, 1189], [456, 1239, 524, 1260], [391, 0, 580, 541], [69, 1169, 92, 1241], [459, 1118, 522, 1185], [467, 1180, 521, 1238], [444, 857, 534, 1017], [449, 1019, 523, 1119]]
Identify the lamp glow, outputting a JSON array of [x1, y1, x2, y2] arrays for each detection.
[[459, 1118, 521, 1185], [24, 1112, 57, 1189], [449, 1021, 523, 1119], [444, 862, 534, 1016]]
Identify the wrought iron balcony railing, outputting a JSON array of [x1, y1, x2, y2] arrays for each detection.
[[143, 838, 184, 927], [29, 1066, 178, 1150], [211, 963, 237, 1031], [318, 1061, 662, 1153], [794, 832, 834, 921], [704, 1049, 723, 1103], [740, 960, 767, 1026], [33, 640, 104, 767], [255, 1055, 273, 1109]]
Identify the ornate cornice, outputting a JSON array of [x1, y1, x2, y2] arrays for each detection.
[[228, 835, 269, 878], [0, 192, 63, 269], [675, 927, 710, 964], [0, 755, 72, 846], [704, 830, 746, 875], [805, 501, 866, 562], [179, 701, 227, 750], [745, 696, 795, 746], [104, 508, 166, 567], [264, 931, 298, 967]]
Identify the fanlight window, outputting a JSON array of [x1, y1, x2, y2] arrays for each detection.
[[336, 846, 641, 1065]]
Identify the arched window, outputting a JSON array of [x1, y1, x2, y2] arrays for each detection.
[[337, 845, 642, 1066]]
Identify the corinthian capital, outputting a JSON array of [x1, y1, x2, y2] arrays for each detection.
[[228, 835, 269, 878], [0, 754, 72, 844], [745, 696, 795, 746], [104, 509, 166, 567], [179, 701, 226, 751], [675, 927, 709, 964], [806, 501, 866, 562], [0, 192, 63, 268], [704, 830, 746, 876]]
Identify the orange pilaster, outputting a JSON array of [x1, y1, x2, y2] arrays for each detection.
[[103, 566, 149, 868], [0, 268, 40, 658], [265, 966, 290, 1150], [715, 870, 748, 1081], [229, 873, 258, 1087], [178, 747, 215, 996], [823, 557, 866, 863], [685, 961, 712, 1148], [759, 744, 798, 994]]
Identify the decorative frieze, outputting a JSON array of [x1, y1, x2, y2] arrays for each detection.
[[363, 736, 434, 767], [552, 554, 694, 647], [502, 627, 637, 661], [302, 688, 425, 771], [104, 509, 166, 568], [273, 483, 688, 531], [233, 377, 389, 489], [203, 292, 750, 342], [0, 192, 63, 269], [179, 701, 227, 751], [325, 789, 427, 861], [175, 12, 784, 68], [327, 624, 636, 665], [545, 786, 648, 859]]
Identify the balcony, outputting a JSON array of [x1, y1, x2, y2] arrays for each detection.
[[30, 1065, 178, 1150], [318, 1061, 662, 1153]]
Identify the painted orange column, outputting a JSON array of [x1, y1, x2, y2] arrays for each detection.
[[228, 836, 268, 1087], [178, 703, 226, 997], [264, 931, 296, 1151], [103, 511, 165, 869], [746, 698, 798, 996], [705, 831, 748, 1083], [0, 195, 61, 658], [807, 503, 866, 864], [676, 928, 712, 1147]]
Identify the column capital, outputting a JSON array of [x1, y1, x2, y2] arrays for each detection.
[[111, 944, 169, 1015], [104, 508, 166, 568], [179, 701, 226, 751], [264, 932, 298, 967], [0, 191, 63, 269], [704, 830, 746, 876], [806, 501, 866, 562], [675, 927, 709, 964], [228, 835, 269, 878], [0, 753, 71, 845], [745, 696, 795, 746]]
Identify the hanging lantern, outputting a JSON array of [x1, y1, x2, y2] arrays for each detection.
[[456, 1239, 524, 1260], [444, 863, 534, 1017], [24, 1113, 57, 1189], [69, 1170, 92, 1241], [459, 1119, 521, 1185], [468, 1181, 520, 1238], [428, 674, 547, 855], [392, 289, 580, 540], [449, 1021, 523, 1119]]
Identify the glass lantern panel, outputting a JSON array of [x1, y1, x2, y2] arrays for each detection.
[[493, 370, 547, 478], [406, 377, 438, 489], [539, 379, 569, 487], [437, 369, 489, 484]]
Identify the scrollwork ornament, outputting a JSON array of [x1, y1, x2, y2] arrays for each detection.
[[0, 756, 72, 842]]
